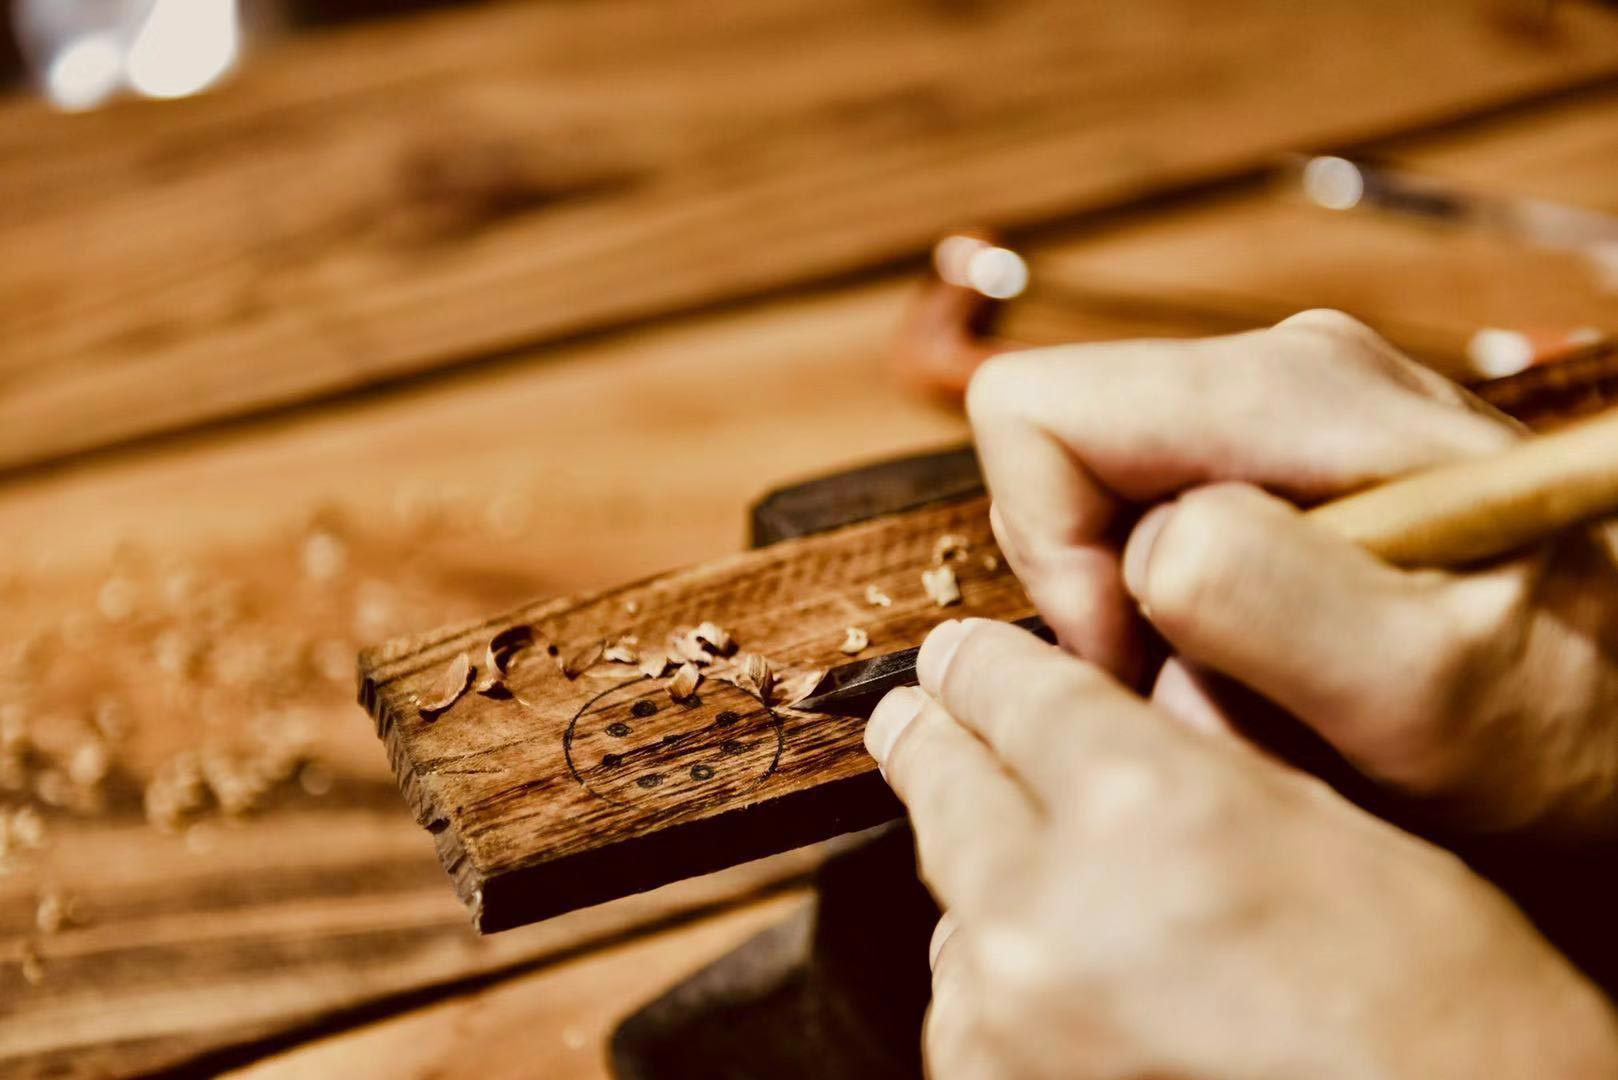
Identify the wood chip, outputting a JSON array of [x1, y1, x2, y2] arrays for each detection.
[[474, 671, 510, 698], [19, 940, 43, 986], [561, 640, 605, 680], [418, 652, 473, 719], [735, 652, 774, 702], [840, 627, 870, 655], [603, 641, 639, 664], [692, 621, 735, 656], [774, 669, 823, 709], [922, 565, 961, 607], [863, 584, 892, 607], [624, 599, 640, 616], [486, 624, 535, 675], [670, 629, 713, 666], [35, 889, 77, 934], [638, 650, 671, 679], [932, 533, 970, 565], [982, 553, 1000, 572], [668, 662, 702, 702]]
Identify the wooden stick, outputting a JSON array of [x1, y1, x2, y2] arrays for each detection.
[[1310, 407, 1618, 566]]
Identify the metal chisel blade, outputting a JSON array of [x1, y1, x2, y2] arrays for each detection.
[[793, 614, 1052, 717]]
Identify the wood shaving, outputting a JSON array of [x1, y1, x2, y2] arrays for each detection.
[[561, 640, 605, 680], [670, 630, 713, 666], [638, 650, 671, 679], [774, 669, 823, 709], [668, 662, 702, 702], [863, 584, 892, 608], [419, 652, 474, 718], [932, 533, 970, 565], [692, 621, 736, 657], [473, 671, 510, 698], [922, 565, 962, 607], [840, 627, 870, 655], [19, 940, 43, 986], [734, 653, 774, 702], [603, 640, 639, 664], [487, 625, 534, 674], [35, 889, 84, 934]]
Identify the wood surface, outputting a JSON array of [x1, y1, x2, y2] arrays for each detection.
[[360, 496, 1028, 932], [229, 892, 812, 1080], [4, 0, 1618, 471], [4, 5, 1618, 1075]]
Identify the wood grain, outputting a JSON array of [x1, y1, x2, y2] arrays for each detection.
[[228, 891, 812, 1080], [6, 0, 1618, 471], [360, 495, 1026, 932]]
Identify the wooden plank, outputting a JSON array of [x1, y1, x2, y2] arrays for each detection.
[[360, 495, 1025, 932], [6, 0, 1618, 471], [228, 892, 812, 1080]]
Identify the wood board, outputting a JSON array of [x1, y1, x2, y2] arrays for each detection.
[[360, 495, 1026, 932], [5, 0, 1618, 471]]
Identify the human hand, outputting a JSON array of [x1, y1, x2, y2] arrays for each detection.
[[966, 311, 1618, 842], [865, 619, 1618, 1080]]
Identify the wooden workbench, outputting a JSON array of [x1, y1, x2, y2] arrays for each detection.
[[2, 1, 1616, 1075]]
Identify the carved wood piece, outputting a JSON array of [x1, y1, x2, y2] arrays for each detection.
[[360, 495, 1027, 932]]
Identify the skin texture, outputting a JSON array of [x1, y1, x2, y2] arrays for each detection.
[[865, 314, 1618, 1077], [865, 621, 1618, 1080], [966, 311, 1618, 840]]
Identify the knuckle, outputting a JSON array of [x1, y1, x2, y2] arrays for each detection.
[[1276, 307, 1377, 342]]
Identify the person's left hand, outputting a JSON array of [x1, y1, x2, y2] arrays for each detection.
[[865, 617, 1618, 1080]]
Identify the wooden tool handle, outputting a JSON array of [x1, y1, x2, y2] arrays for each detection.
[[1308, 407, 1618, 566]]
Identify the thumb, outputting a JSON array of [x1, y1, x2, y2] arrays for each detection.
[[1121, 483, 1456, 751]]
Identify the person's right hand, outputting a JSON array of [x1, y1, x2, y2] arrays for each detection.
[[966, 311, 1618, 844]]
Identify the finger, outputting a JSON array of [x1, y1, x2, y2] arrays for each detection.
[[867, 686, 1041, 914], [924, 959, 1000, 1080], [1121, 482, 1457, 762], [966, 311, 1514, 674], [1150, 657, 1237, 738], [915, 617, 1172, 803], [929, 911, 960, 974]]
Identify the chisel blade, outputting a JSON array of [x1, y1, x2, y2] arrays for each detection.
[[793, 614, 1052, 717]]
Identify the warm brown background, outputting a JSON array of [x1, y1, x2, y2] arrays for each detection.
[[3, 1, 1618, 1076]]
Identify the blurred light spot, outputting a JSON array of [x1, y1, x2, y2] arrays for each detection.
[[45, 33, 125, 112], [127, 0, 239, 101], [966, 246, 1029, 300], [1302, 155, 1365, 212]]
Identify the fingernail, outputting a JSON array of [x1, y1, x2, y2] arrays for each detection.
[[916, 618, 971, 694], [865, 686, 925, 766], [1122, 502, 1175, 602]]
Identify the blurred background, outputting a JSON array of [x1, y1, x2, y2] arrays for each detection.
[[2, 1, 1617, 1077]]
